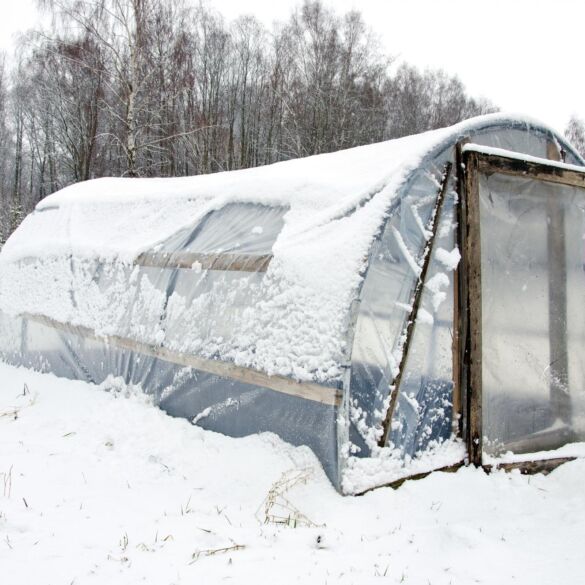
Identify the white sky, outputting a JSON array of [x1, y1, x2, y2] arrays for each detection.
[[1, 0, 583, 134]]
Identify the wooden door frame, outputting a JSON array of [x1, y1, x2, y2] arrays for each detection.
[[458, 144, 585, 467]]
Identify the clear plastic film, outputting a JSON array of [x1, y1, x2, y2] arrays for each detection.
[[158, 203, 287, 255], [478, 173, 585, 455], [388, 182, 457, 458], [342, 123, 567, 481], [346, 149, 453, 457]]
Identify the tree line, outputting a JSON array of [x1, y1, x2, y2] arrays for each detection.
[[0, 0, 497, 241]]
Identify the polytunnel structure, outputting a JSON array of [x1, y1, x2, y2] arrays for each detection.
[[1, 113, 585, 494]]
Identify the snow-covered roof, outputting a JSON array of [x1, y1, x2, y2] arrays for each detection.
[[0, 124, 438, 264], [0, 114, 575, 384], [2, 113, 567, 264]]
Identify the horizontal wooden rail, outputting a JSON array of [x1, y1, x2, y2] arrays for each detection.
[[354, 455, 578, 494], [463, 148, 585, 189], [482, 457, 576, 476], [24, 313, 343, 407], [135, 251, 273, 272]]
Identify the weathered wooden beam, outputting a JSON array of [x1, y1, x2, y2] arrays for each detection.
[[23, 313, 343, 407], [354, 455, 577, 494], [355, 461, 465, 494], [499, 425, 575, 455], [135, 251, 273, 272], [470, 150, 585, 189], [453, 139, 470, 439], [546, 141, 571, 426], [462, 151, 483, 467], [483, 456, 576, 476]]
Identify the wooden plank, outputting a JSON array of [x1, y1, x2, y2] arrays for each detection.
[[452, 259, 461, 434], [483, 457, 576, 476], [546, 139, 562, 163], [545, 141, 572, 425], [463, 152, 483, 466], [24, 313, 343, 407], [135, 251, 273, 272], [452, 140, 469, 438], [498, 425, 575, 455], [472, 151, 585, 189], [354, 455, 577, 494], [378, 162, 453, 448], [355, 461, 465, 494]]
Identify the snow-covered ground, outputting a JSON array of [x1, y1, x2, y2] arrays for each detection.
[[1, 362, 584, 585]]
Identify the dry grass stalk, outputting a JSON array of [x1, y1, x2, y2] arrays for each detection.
[[258, 467, 317, 528], [0, 386, 37, 420], [2, 465, 13, 497], [190, 543, 245, 564]]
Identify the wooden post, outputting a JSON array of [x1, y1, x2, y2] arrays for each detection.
[[546, 141, 571, 425], [462, 151, 483, 466], [452, 140, 469, 438]]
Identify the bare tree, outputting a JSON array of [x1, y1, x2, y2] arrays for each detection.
[[0, 56, 13, 242], [565, 115, 585, 157], [385, 63, 496, 138], [0, 0, 497, 239]]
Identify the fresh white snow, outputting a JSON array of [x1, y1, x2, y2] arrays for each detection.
[[462, 142, 585, 171], [1, 362, 584, 585]]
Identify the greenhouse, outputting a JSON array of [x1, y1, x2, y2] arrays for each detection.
[[1, 113, 584, 494]]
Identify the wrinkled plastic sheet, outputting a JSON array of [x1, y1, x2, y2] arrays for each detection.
[[348, 149, 455, 458], [0, 312, 341, 485], [0, 201, 342, 487]]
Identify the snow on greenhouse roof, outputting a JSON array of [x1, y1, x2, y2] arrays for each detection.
[[1, 113, 561, 264], [0, 114, 570, 384]]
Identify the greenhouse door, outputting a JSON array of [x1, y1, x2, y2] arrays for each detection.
[[460, 145, 585, 467]]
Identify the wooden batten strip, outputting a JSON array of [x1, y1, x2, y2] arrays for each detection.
[[462, 152, 484, 467], [24, 313, 343, 407], [545, 140, 571, 425], [466, 149, 585, 189], [356, 455, 577, 495], [452, 139, 470, 439], [354, 461, 465, 495], [135, 251, 273, 272]]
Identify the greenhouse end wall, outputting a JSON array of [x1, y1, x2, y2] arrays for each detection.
[[476, 171, 585, 457]]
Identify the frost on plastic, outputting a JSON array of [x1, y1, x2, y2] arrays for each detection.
[[339, 120, 578, 494], [343, 152, 461, 492]]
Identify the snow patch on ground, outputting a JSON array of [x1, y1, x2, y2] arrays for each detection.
[[1, 362, 584, 585]]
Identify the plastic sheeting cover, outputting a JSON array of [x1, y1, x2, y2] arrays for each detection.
[[2, 116, 584, 494], [479, 173, 585, 456]]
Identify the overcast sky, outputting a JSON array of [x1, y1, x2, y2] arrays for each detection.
[[1, 0, 583, 134]]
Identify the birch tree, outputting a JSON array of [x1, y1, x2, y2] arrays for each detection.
[[0, 0, 496, 240], [565, 116, 585, 157]]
